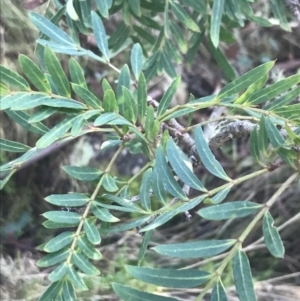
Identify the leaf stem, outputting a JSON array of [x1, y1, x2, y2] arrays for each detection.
[[66, 143, 125, 265]]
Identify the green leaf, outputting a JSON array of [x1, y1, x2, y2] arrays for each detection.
[[37, 248, 69, 267], [103, 194, 143, 210], [233, 250, 257, 301], [5, 110, 49, 135], [249, 126, 261, 163], [18, 54, 51, 93], [151, 167, 167, 205], [67, 266, 89, 291], [109, 22, 131, 51], [140, 168, 152, 211], [0, 171, 15, 190], [84, 218, 101, 244], [266, 86, 300, 110], [258, 116, 269, 156], [198, 201, 262, 220], [29, 107, 57, 123], [217, 61, 275, 99], [137, 72, 147, 124], [122, 87, 137, 123], [102, 173, 119, 192], [95, 0, 112, 18], [113, 283, 180, 301], [145, 106, 155, 140], [155, 146, 187, 200], [44, 47, 71, 98], [175, 195, 206, 213], [45, 193, 89, 207], [37, 282, 62, 301], [79, 0, 92, 27], [101, 78, 113, 93], [246, 74, 300, 105], [138, 230, 153, 265], [157, 77, 181, 116], [62, 280, 76, 301], [1, 93, 30, 110], [30, 12, 75, 46], [0, 65, 30, 91], [166, 139, 207, 192], [48, 262, 68, 282], [44, 231, 75, 252], [0, 83, 10, 95], [161, 108, 196, 122], [187, 30, 205, 65], [62, 166, 103, 181], [126, 265, 211, 288], [38, 41, 87, 56], [170, 2, 200, 32], [117, 64, 131, 115], [263, 211, 284, 258], [71, 114, 86, 137], [103, 89, 117, 112], [272, 103, 300, 120], [78, 236, 102, 260], [91, 11, 110, 62], [270, 0, 290, 31], [92, 203, 120, 222], [211, 280, 228, 301], [152, 239, 235, 258], [211, 186, 232, 204], [73, 252, 100, 275], [210, 0, 225, 48], [101, 139, 122, 151], [182, 0, 206, 13], [208, 38, 236, 81], [129, 0, 141, 16], [195, 126, 231, 181], [43, 221, 78, 229], [43, 211, 81, 224], [69, 58, 87, 87], [72, 83, 101, 109], [107, 216, 152, 233], [264, 119, 283, 149], [234, 74, 268, 104], [94, 112, 118, 126], [0, 138, 31, 153], [161, 50, 177, 78], [265, 117, 289, 163], [97, 203, 140, 213], [133, 25, 155, 45], [36, 116, 77, 149], [131, 43, 143, 80], [170, 21, 188, 53], [7, 93, 85, 111], [139, 211, 177, 232], [34, 7, 66, 70]]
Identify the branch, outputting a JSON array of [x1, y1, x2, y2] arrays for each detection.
[[286, 0, 300, 24]]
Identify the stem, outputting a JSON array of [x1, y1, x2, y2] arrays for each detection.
[[66, 143, 125, 264], [116, 162, 153, 196]]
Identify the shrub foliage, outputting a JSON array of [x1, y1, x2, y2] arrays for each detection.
[[1, 1, 300, 300]]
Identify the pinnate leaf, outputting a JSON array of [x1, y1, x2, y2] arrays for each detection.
[[233, 250, 257, 301], [195, 126, 231, 181], [125, 265, 211, 288], [152, 239, 235, 258], [198, 201, 262, 220], [263, 211, 285, 258]]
